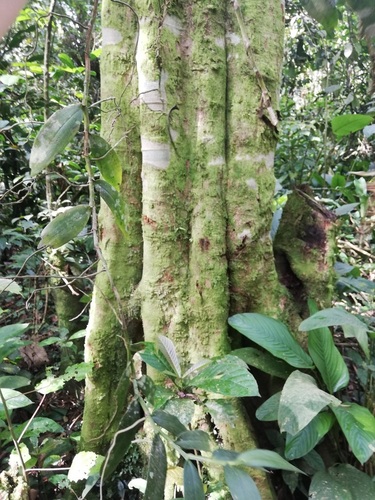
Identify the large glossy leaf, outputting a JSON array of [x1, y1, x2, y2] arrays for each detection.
[[189, 355, 259, 397], [300, 307, 369, 358], [0, 388, 32, 411], [39, 205, 91, 249], [285, 412, 335, 460], [224, 465, 260, 500], [309, 464, 375, 499], [0, 376, 30, 389], [231, 347, 292, 379], [306, 301, 349, 393], [157, 336, 181, 377], [256, 392, 281, 422], [152, 409, 187, 436], [90, 135, 122, 191], [95, 179, 126, 236], [175, 430, 212, 452], [144, 434, 167, 500], [331, 114, 373, 138], [331, 403, 375, 464], [229, 314, 314, 369], [236, 449, 302, 473], [140, 343, 176, 377], [30, 103, 83, 175], [0, 323, 29, 343], [279, 371, 341, 435], [183, 461, 205, 500], [103, 400, 142, 479]]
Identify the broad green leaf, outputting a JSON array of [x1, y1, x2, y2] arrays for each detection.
[[237, 449, 302, 473], [279, 371, 341, 435], [140, 343, 176, 376], [331, 114, 373, 137], [331, 403, 375, 464], [95, 179, 126, 235], [229, 314, 313, 369], [68, 451, 104, 482], [189, 355, 259, 397], [0, 279, 22, 295], [39, 205, 91, 249], [103, 400, 142, 479], [144, 434, 167, 500], [0, 388, 32, 411], [0, 417, 65, 444], [58, 53, 75, 68], [231, 347, 292, 379], [256, 392, 281, 422], [157, 335, 181, 377], [30, 104, 83, 175], [36, 362, 93, 395], [300, 307, 369, 358], [307, 301, 349, 393], [285, 412, 335, 460], [224, 465, 261, 500], [309, 464, 375, 499], [302, 0, 339, 33], [0, 376, 30, 389], [162, 398, 196, 427], [0, 323, 29, 342], [90, 135, 122, 191], [184, 461, 205, 500], [152, 409, 187, 436], [175, 430, 212, 452], [0, 339, 30, 362]]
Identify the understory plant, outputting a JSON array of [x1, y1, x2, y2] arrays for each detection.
[[229, 299, 375, 498]]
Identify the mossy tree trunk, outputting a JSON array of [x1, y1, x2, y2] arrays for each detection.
[[81, 0, 335, 496]]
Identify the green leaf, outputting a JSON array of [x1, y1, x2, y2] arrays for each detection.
[[256, 392, 281, 422], [152, 409, 187, 436], [184, 461, 205, 500], [36, 362, 93, 395], [302, 0, 339, 33], [30, 104, 83, 175], [103, 400, 142, 479], [95, 179, 126, 235], [0, 323, 29, 343], [175, 430, 212, 452], [300, 307, 369, 358], [285, 412, 335, 460], [237, 449, 302, 473], [231, 347, 292, 379], [39, 205, 91, 249], [0, 388, 32, 411], [331, 403, 375, 464], [189, 355, 259, 397], [224, 465, 261, 500], [0, 339, 30, 363], [306, 301, 349, 393], [144, 434, 167, 500], [229, 314, 313, 369], [0, 279, 22, 295], [0, 376, 30, 389], [309, 464, 375, 499], [58, 53, 75, 68], [157, 336, 181, 377], [331, 114, 373, 137], [140, 343, 176, 376], [90, 135, 122, 191], [279, 371, 341, 435]]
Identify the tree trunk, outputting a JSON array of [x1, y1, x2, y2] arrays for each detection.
[[80, 0, 300, 496]]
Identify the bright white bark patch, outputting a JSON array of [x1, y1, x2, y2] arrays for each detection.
[[226, 32, 241, 45], [238, 229, 251, 240], [102, 27, 122, 46], [208, 156, 225, 166], [163, 15, 183, 35], [246, 178, 258, 190], [236, 152, 275, 170], [141, 137, 170, 169], [215, 37, 225, 49]]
